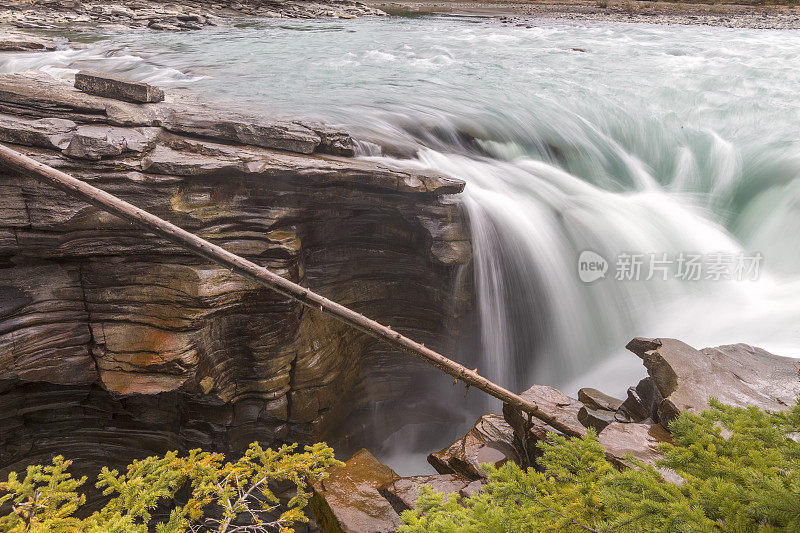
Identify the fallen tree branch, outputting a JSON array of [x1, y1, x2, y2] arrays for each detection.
[[0, 142, 582, 437]]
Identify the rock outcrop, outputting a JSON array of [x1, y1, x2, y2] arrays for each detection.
[[0, 0, 385, 32], [625, 337, 800, 425], [307, 342, 800, 530], [0, 71, 472, 489], [499, 338, 800, 473]]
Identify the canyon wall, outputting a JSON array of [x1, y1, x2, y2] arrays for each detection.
[[0, 71, 472, 483]]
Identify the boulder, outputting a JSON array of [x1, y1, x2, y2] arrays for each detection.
[[378, 473, 476, 513], [428, 414, 518, 480], [309, 449, 400, 533], [74, 70, 165, 104], [626, 338, 800, 425]]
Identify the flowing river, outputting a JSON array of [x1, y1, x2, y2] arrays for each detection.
[[4, 15, 800, 470]]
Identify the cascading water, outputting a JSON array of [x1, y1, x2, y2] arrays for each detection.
[[4, 15, 800, 468]]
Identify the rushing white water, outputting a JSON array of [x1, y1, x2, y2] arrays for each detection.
[[4, 16, 800, 434]]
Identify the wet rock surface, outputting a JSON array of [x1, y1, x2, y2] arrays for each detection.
[[310, 449, 401, 533], [0, 71, 472, 491], [578, 387, 623, 412], [614, 376, 664, 423], [428, 413, 518, 480]]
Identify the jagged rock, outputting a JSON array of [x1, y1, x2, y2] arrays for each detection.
[[0, 113, 76, 150], [626, 337, 800, 425], [309, 449, 400, 533], [578, 406, 615, 432], [615, 377, 663, 423], [74, 70, 164, 104], [162, 110, 321, 154], [378, 473, 475, 513], [64, 125, 159, 159], [578, 387, 623, 412], [428, 414, 518, 480]]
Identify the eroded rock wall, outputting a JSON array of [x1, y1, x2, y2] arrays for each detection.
[[0, 72, 472, 482]]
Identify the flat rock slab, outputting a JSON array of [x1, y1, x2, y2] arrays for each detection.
[[162, 110, 320, 154], [626, 337, 800, 425], [378, 473, 477, 513], [75, 70, 165, 104], [0, 71, 157, 126], [64, 125, 159, 160], [0, 113, 76, 150], [310, 449, 400, 533], [428, 413, 518, 480], [142, 140, 465, 196]]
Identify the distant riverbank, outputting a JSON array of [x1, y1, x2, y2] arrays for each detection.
[[365, 0, 800, 29]]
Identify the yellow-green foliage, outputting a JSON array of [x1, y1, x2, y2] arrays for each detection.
[[401, 399, 800, 532], [0, 441, 342, 533]]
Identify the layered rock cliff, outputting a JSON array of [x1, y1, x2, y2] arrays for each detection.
[[0, 71, 472, 486]]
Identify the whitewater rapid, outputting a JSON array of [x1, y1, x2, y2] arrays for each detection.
[[3, 15, 800, 403]]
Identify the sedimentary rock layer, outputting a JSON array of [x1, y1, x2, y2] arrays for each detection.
[[0, 71, 472, 486]]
